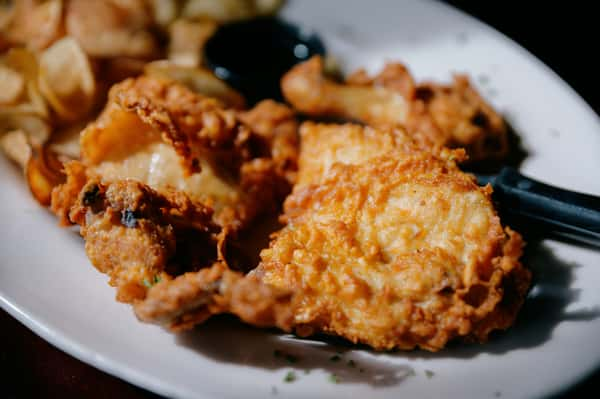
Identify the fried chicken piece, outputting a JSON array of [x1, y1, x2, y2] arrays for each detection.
[[255, 147, 530, 351], [134, 262, 295, 332], [51, 162, 296, 330], [53, 164, 220, 302], [281, 56, 508, 162], [80, 76, 297, 230]]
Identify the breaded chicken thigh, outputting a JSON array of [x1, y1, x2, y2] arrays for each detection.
[[256, 148, 530, 351]]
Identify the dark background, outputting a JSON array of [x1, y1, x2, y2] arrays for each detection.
[[2, 2, 598, 398]]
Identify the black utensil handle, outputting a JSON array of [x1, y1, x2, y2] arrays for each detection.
[[492, 167, 600, 246]]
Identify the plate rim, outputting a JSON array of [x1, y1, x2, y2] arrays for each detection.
[[2, 1, 599, 398]]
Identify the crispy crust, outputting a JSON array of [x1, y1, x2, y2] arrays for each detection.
[[80, 76, 298, 230], [281, 56, 508, 162], [51, 162, 296, 330], [53, 169, 220, 303], [257, 151, 530, 351], [134, 262, 295, 332]]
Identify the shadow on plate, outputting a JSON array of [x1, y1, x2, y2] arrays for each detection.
[[176, 240, 599, 386], [464, 119, 529, 174]]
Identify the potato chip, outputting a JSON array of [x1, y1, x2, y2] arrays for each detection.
[[0, 111, 51, 147], [254, 0, 284, 15], [168, 19, 217, 67], [0, 130, 31, 170], [144, 60, 245, 108], [181, 0, 283, 21], [148, 0, 180, 27], [65, 0, 159, 58], [0, 65, 25, 104], [38, 37, 96, 121], [26, 145, 66, 206], [0, 0, 16, 31], [3, 47, 49, 116], [4, 0, 64, 50], [181, 0, 254, 22]]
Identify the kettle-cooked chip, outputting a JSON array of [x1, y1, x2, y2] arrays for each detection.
[[0, 130, 31, 170], [38, 37, 96, 121], [181, 0, 283, 22], [144, 61, 245, 108], [148, 0, 180, 27], [3, 0, 64, 50], [0, 65, 25, 105], [3, 48, 49, 116], [65, 0, 159, 58], [168, 19, 217, 67], [0, 111, 51, 147]]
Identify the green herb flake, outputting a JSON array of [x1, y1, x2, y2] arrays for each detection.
[[347, 360, 356, 368], [285, 354, 299, 364], [142, 278, 152, 288], [153, 275, 162, 284], [303, 369, 311, 375], [329, 355, 341, 362], [425, 369, 435, 378], [283, 371, 296, 383], [478, 74, 490, 85], [328, 374, 340, 384]]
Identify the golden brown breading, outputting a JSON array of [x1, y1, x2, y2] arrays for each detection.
[[295, 122, 450, 188], [80, 76, 298, 230], [51, 162, 297, 329], [134, 262, 295, 332], [255, 151, 530, 351], [281, 56, 508, 162], [55, 168, 220, 302]]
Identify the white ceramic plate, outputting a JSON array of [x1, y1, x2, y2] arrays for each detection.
[[2, 1, 600, 398]]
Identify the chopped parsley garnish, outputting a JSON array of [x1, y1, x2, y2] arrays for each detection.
[[328, 374, 340, 384], [303, 369, 310, 375], [285, 354, 298, 364], [329, 355, 341, 362], [142, 275, 162, 288], [425, 369, 435, 378], [284, 371, 296, 383], [273, 349, 299, 363]]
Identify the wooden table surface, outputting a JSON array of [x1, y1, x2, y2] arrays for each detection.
[[2, 2, 598, 398]]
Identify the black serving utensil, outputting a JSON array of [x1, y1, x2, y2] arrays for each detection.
[[204, 17, 325, 105], [477, 167, 600, 247]]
